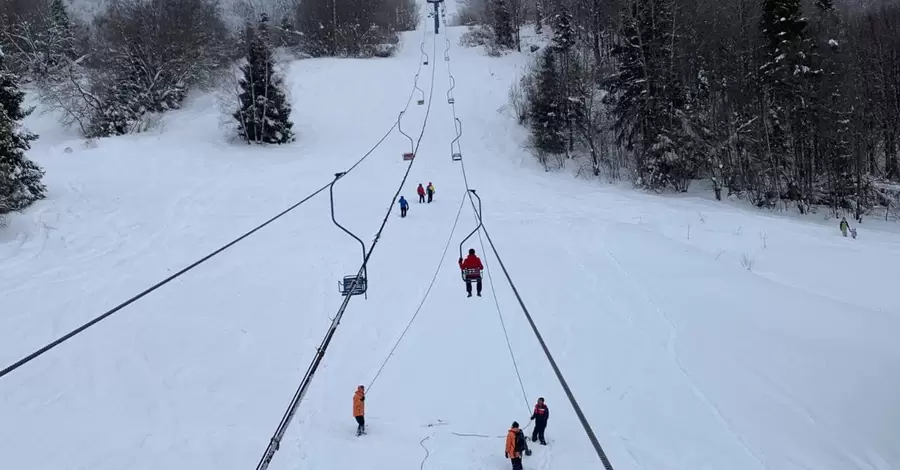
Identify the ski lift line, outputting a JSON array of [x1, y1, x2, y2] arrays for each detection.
[[255, 30, 440, 470], [471, 220, 617, 470], [472, 224, 530, 414], [0, 24, 435, 383], [0, 181, 328, 381], [457, 192, 529, 414], [443, 34, 617, 470], [439, 33, 531, 414], [366, 192, 468, 395]]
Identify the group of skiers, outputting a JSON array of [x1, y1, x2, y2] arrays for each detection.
[[398, 182, 436, 218], [354, 385, 551, 469], [397, 181, 485, 299]]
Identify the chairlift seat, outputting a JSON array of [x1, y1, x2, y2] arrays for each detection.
[[448, 97, 455, 104], [417, 99, 425, 105], [462, 268, 482, 281], [423, 60, 429, 65], [403, 152, 415, 161], [339, 274, 368, 296], [452, 152, 462, 161]]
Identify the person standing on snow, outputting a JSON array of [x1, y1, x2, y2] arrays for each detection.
[[426, 182, 435, 203], [353, 385, 366, 435], [399, 196, 409, 218], [505, 421, 526, 470], [417, 183, 426, 203], [458, 248, 483, 297], [840, 217, 849, 237], [530, 397, 549, 445]]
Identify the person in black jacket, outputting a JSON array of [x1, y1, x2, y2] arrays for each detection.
[[530, 397, 549, 445]]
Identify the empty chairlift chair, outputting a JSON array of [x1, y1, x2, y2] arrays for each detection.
[[451, 118, 462, 161], [329, 172, 368, 298]]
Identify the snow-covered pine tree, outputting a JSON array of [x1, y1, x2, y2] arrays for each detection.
[[529, 48, 566, 165], [760, 0, 815, 205], [48, 0, 76, 61], [535, 0, 543, 34], [551, 8, 575, 52], [278, 15, 300, 48], [492, 0, 515, 49], [609, 0, 690, 190], [233, 14, 294, 145], [551, 6, 576, 152], [27, 0, 78, 80], [807, 0, 855, 213], [0, 50, 46, 214]]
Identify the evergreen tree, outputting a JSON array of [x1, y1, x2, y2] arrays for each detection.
[[529, 49, 566, 158], [760, 0, 824, 209], [233, 15, 294, 145], [535, 0, 543, 35], [48, 0, 76, 61], [760, 0, 812, 170], [551, 9, 575, 53], [0, 51, 46, 214], [609, 0, 689, 190], [551, 6, 576, 151], [492, 0, 515, 49]]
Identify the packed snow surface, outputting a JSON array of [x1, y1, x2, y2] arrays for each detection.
[[2, 6, 899, 470]]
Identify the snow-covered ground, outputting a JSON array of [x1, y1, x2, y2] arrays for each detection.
[[2, 5, 900, 470]]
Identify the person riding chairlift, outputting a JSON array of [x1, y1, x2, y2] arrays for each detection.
[[458, 248, 483, 297]]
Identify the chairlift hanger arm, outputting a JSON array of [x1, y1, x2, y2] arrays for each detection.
[[458, 189, 483, 260], [451, 118, 462, 160], [397, 111, 415, 154], [329, 173, 367, 280]]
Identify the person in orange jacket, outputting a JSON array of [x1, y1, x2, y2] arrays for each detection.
[[505, 421, 525, 470], [353, 385, 366, 435], [458, 248, 484, 297]]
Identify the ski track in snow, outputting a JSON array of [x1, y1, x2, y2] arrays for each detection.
[[600, 223, 767, 470], [2, 2, 900, 469]]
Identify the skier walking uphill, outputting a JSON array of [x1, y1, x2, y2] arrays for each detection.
[[399, 196, 409, 218], [426, 182, 435, 203], [530, 397, 549, 445], [417, 183, 426, 203], [458, 248, 483, 297], [505, 422, 526, 470], [353, 385, 366, 435]]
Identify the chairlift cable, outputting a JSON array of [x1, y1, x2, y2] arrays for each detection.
[[365, 191, 468, 394], [0, 22, 432, 383], [443, 27, 617, 470], [254, 26, 440, 470]]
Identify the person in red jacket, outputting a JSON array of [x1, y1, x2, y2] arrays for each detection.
[[530, 397, 549, 445], [417, 183, 426, 203], [458, 248, 483, 297]]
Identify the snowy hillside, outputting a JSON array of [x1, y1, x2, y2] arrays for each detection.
[[2, 6, 900, 470]]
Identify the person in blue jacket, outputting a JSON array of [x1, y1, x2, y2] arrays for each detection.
[[399, 196, 409, 218]]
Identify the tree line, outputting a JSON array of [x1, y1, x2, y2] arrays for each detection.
[[460, 0, 900, 219], [0, 0, 418, 219]]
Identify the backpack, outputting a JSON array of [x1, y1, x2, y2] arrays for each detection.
[[515, 430, 527, 452]]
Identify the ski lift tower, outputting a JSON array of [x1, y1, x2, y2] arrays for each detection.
[[426, 0, 444, 34]]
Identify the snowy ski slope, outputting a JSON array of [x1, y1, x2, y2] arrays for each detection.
[[2, 4, 900, 470]]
